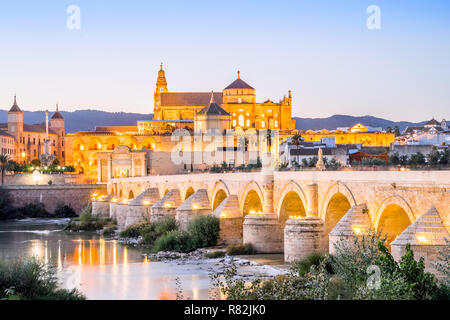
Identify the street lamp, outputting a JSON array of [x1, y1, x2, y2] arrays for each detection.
[[33, 169, 41, 184]]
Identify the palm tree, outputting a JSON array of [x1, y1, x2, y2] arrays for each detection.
[[0, 154, 8, 185], [291, 134, 302, 150]]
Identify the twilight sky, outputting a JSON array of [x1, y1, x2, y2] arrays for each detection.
[[0, 0, 449, 121]]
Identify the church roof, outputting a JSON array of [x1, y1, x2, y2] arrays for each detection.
[[425, 118, 440, 126], [224, 77, 254, 90], [0, 129, 14, 138], [224, 71, 254, 90], [160, 92, 223, 107], [197, 92, 230, 116], [23, 123, 58, 135], [9, 95, 22, 113], [51, 106, 64, 119]]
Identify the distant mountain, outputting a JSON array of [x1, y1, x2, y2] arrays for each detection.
[[293, 115, 426, 131], [0, 109, 427, 133], [0, 109, 153, 133]]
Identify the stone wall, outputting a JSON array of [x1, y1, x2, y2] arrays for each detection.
[[3, 184, 106, 214], [3, 173, 85, 185]]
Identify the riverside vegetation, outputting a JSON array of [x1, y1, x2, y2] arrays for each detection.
[[64, 202, 116, 234], [0, 258, 85, 300], [211, 232, 450, 300], [119, 215, 220, 253]]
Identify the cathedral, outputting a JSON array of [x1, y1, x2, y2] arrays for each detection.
[[153, 64, 296, 131], [0, 96, 65, 164]]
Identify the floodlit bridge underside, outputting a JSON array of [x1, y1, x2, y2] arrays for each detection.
[[106, 171, 449, 250]]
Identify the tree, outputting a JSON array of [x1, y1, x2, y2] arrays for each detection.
[[386, 126, 393, 133], [291, 134, 302, 150], [0, 154, 8, 185], [394, 126, 401, 137], [426, 147, 440, 165], [408, 152, 426, 165]]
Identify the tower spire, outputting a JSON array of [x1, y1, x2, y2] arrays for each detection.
[[237, 70, 240, 79], [210, 90, 215, 104], [56, 102, 59, 112]]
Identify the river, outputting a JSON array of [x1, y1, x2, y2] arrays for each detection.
[[0, 218, 218, 300]]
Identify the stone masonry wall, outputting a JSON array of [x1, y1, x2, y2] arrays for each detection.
[[3, 185, 106, 215]]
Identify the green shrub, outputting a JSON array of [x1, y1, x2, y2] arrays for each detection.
[[152, 230, 195, 253], [187, 215, 220, 248], [78, 202, 93, 223], [102, 225, 117, 237], [226, 243, 255, 256], [119, 222, 153, 238], [292, 252, 334, 276], [205, 251, 226, 259], [155, 216, 177, 235], [0, 257, 85, 300], [64, 202, 113, 232], [54, 203, 77, 218]]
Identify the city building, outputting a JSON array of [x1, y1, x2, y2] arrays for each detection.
[[398, 118, 449, 146], [0, 130, 15, 157], [0, 96, 65, 164], [153, 65, 295, 131], [297, 123, 395, 147]]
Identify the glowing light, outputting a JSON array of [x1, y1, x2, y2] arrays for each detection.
[[164, 203, 171, 208], [192, 204, 199, 210], [289, 215, 303, 220], [32, 169, 41, 184], [417, 236, 427, 244], [353, 227, 361, 235], [220, 213, 227, 219], [122, 199, 128, 205], [80, 145, 84, 150], [249, 210, 256, 215], [111, 198, 118, 203], [21, 152, 26, 158], [143, 200, 151, 206]]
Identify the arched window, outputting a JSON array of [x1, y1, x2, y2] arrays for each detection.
[[238, 115, 244, 127]]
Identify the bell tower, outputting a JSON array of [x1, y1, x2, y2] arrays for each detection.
[[154, 63, 168, 120]]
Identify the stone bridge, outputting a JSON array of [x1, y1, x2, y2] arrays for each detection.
[[94, 170, 449, 272]]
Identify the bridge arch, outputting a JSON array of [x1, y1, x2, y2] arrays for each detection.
[[184, 187, 195, 200], [211, 180, 231, 210], [321, 182, 356, 235], [240, 181, 264, 216], [374, 196, 414, 245], [276, 181, 308, 228]]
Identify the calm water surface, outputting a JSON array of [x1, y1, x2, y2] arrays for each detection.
[[0, 219, 217, 300]]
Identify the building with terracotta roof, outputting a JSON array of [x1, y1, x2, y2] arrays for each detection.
[[0, 96, 65, 164]]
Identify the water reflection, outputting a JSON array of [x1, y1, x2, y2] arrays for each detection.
[[0, 219, 217, 300]]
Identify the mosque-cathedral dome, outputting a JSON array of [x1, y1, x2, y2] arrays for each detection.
[[224, 71, 254, 90]]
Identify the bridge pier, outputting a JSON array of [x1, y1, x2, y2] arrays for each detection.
[[125, 188, 160, 228], [212, 195, 243, 245], [176, 189, 211, 230], [92, 195, 112, 217], [243, 169, 283, 253], [284, 217, 327, 262], [151, 189, 182, 222], [391, 207, 449, 277], [328, 204, 372, 254]]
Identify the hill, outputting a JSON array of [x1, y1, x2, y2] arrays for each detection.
[[0, 109, 426, 133]]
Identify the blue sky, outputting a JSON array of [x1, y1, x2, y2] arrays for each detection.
[[0, 0, 449, 121]]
